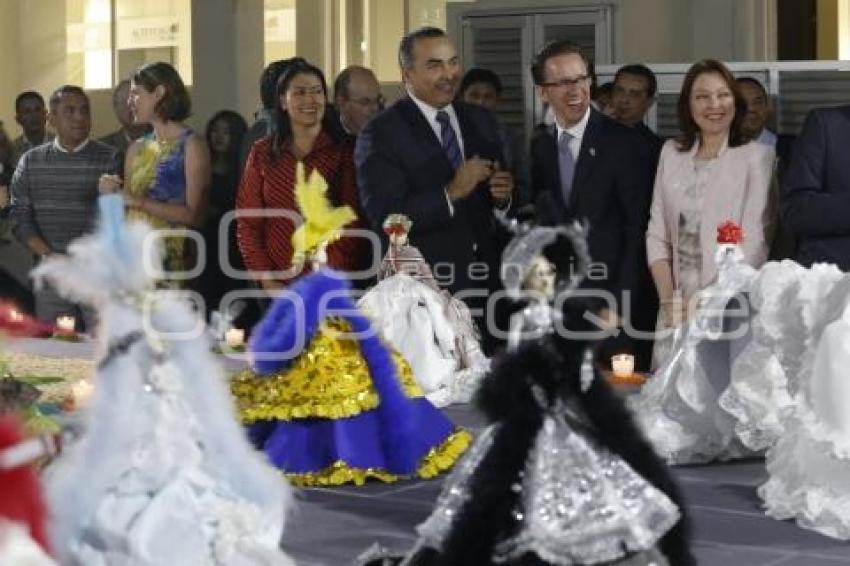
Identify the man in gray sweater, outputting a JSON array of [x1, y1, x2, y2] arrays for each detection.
[[10, 85, 119, 332]]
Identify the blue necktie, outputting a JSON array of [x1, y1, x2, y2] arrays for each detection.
[[436, 110, 463, 171], [558, 130, 576, 207]]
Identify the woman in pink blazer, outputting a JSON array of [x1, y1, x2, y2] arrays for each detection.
[[646, 59, 775, 342]]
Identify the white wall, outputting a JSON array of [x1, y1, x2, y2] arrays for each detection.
[[190, 0, 266, 130], [0, 0, 21, 135]]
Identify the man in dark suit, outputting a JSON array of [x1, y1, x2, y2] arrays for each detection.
[[529, 41, 654, 370], [736, 76, 798, 261], [783, 106, 850, 271], [612, 63, 664, 174], [355, 27, 513, 349]]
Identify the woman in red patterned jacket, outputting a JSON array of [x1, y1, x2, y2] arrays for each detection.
[[237, 59, 369, 292]]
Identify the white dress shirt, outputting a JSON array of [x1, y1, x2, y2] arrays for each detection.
[[554, 106, 591, 161], [407, 90, 466, 158]]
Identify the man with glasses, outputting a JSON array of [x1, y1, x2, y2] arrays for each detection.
[[529, 40, 655, 371], [334, 65, 384, 138]]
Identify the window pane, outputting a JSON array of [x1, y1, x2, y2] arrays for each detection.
[[115, 0, 193, 85], [66, 0, 113, 89], [265, 0, 296, 66]]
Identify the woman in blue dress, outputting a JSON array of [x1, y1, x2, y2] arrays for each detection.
[[99, 62, 210, 284]]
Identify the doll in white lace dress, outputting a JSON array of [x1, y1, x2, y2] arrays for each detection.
[[359, 214, 488, 406]]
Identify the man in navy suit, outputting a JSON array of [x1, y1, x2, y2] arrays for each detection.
[[529, 41, 655, 370], [355, 27, 513, 349], [783, 106, 850, 270]]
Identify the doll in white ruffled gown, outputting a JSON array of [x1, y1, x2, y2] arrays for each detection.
[[757, 274, 850, 539], [717, 260, 845, 451], [35, 195, 294, 566], [630, 224, 761, 464], [359, 214, 488, 407]]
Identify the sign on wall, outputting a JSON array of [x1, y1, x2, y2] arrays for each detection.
[[117, 17, 182, 49]]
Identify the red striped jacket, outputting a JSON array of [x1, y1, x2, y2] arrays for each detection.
[[236, 131, 369, 284]]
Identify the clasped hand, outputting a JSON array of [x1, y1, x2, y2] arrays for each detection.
[[447, 156, 513, 208]]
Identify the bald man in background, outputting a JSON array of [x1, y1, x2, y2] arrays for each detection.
[[334, 65, 384, 137], [98, 79, 150, 174]]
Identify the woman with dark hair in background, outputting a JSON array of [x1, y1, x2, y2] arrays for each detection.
[[194, 110, 248, 318], [99, 62, 211, 286], [236, 59, 368, 293]]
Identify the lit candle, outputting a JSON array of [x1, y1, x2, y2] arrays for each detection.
[[56, 315, 76, 334], [225, 328, 245, 348], [71, 379, 94, 409], [611, 354, 635, 378]]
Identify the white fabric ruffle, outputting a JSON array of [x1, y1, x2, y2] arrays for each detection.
[[358, 274, 489, 407], [718, 261, 804, 450], [760, 299, 850, 540], [630, 246, 756, 464]]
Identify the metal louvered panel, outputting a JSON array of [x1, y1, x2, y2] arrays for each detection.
[[596, 62, 850, 138], [656, 93, 679, 139], [778, 70, 850, 134], [471, 25, 525, 133], [541, 24, 596, 63]]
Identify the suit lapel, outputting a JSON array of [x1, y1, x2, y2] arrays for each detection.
[[397, 96, 450, 161], [454, 102, 478, 160]]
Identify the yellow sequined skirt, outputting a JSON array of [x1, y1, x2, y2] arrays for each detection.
[[231, 318, 470, 486], [231, 318, 423, 423]]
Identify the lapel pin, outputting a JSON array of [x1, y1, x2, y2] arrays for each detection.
[[589, 147, 596, 157]]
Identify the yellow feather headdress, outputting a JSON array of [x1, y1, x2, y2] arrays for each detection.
[[291, 162, 356, 262]]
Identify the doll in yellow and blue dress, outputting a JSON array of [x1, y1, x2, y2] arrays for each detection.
[[231, 164, 470, 486]]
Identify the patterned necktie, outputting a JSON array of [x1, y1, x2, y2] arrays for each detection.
[[558, 130, 576, 207], [436, 110, 463, 170]]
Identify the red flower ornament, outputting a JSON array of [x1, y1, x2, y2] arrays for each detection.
[[717, 220, 744, 245]]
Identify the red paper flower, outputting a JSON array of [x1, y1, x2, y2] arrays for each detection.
[[717, 220, 744, 244], [0, 303, 54, 338]]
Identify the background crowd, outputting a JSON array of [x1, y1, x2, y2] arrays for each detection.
[[0, 25, 843, 370]]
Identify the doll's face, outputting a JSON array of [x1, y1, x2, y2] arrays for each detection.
[[522, 255, 556, 301], [389, 230, 409, 246]]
